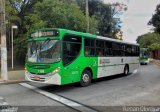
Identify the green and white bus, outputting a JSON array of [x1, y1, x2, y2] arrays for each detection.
[[25, 28, 140, 86], [140, 48, 149, 65]]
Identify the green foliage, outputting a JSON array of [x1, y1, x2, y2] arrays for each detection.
[[6, 0, 116, 62], [95, 3, 114, 37], [76, 0, 115, 37], [149, 4, 160, 33], [5, 0, 42, 62], [138, 4, 160, 51], [148, 43, 160, 51], [137, 32, 160, 51], [8, 0, 41, 33], [5, 0, 19, 30], [31, 0, 97, 33]]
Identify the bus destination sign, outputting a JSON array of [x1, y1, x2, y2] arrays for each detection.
[[30, 30, 59, 38]]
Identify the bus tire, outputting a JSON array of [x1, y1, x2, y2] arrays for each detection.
[[80, 69, 92, 87], [123, 65, 129, 76]]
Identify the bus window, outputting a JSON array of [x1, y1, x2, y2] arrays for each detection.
[[96, 48, 104, 56], [84, 38, 95, 56], [104, 41, 112, 56], [85, 47, 90, 55], [131, 46, 137, 56], [98, 50, 103, 56], [96, 40, 104, 47], [112, 42, 121, 56], [96, 39, 104, 56], [121, 44, 126, 56], [136, 46, 140, 56], [62, 35, 82, 66], [126, 45, 132, 56]]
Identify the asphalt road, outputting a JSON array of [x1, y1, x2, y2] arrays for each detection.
[[0, 63, 160, 112]]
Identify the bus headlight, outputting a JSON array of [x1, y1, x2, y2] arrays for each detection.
[[52, 68, 60, 74]]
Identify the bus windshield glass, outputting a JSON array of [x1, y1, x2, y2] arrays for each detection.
[[140, 49, 148, 58], [27, 40, 60, 63]]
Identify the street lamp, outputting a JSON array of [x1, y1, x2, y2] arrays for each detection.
[[11, 25, 18, 69]]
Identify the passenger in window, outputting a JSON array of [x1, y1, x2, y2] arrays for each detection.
[[98, 51, 103, 56], [85, 48, 90, 55], [74, 50, 79, 56], [69, 51, 75, 57], [104, 48, 110, 56]]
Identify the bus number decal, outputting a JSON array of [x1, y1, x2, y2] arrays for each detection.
[[100, 59, 110, 65], [38, 69, 45, 73]]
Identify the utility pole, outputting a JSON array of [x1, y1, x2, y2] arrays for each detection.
[[0, 0, 8, 80], [85, 0, 89, 33]]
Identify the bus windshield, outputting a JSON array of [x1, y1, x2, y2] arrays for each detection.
[[140, 49, 148, 58], [140, 51, 148, 58], [27, 39, 60, 63]]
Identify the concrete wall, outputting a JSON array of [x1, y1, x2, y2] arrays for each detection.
[[8, 70, 25, 81]]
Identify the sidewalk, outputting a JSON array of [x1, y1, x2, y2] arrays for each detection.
[[153, 59, 160, 67], [0, 69, 26, 84], [0, 49, 26, 84]]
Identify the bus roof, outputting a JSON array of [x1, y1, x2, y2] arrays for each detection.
[[31, 28, 139, 46], [97, 36, 139, 46], [59, 28, 139, 46]]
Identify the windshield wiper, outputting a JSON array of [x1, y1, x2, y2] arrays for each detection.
[[40, 38, 51, 50]]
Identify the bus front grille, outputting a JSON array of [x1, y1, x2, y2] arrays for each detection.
[[30, 77, 45, 82], [28, 65, 50, 69], [28, 73, 48, 82], [30, 72, 47, 75]]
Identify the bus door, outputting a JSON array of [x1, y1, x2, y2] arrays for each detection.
[[62, 35, 82, 83]]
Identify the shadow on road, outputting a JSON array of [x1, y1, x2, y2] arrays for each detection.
[[38, 73, 131, 93]]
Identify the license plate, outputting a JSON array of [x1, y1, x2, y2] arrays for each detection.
[[34, 76, 40, 81]]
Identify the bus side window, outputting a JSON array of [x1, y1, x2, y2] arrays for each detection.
[[85, 47, 90, 55], [96, 39, 104, 56], [84, 38, 95, 56], [104, 41, 112, 56], [98, 50, 103, 56]]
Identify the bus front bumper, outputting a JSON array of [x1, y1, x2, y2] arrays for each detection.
[[25, 71, 61, 85], [140, 60, 149, 65]]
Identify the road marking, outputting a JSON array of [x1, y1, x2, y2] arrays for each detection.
[[0, 97, 18, 112], [0, 97, 4, 100], [128, 69, 138, 77], [0, 97, 5, 105], [0, 96, 9, 106], [19, 83, 98, 112], [133, 69, 137, 74]]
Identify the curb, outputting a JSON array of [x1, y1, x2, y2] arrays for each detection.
[[0, 80, 28, 84]]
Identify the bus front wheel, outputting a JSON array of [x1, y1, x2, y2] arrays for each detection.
[[124, 65, 129, 76], [80, 70, 92, 87]]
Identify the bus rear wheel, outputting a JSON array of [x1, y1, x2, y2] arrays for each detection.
[[124, 65, 129, 76], [80, 70, 92, 87]]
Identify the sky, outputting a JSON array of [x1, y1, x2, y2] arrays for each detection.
[[104, 0, 160, 43]]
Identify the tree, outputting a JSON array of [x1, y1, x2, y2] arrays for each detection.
[[148, 43, 160, 51], [149, 4, 160, 33], [8, 0, 42, 34], [5, 0, 42, 62], [137, 32, 160, 50], [5, 0, 17, 28], [76, 0, 115, 37], [32, 0, 97, 33], [137, 4, 160, 51], [9, 0, 98, 62]]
